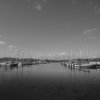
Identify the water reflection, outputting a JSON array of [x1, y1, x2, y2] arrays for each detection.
[[0, 63, 100, 100]]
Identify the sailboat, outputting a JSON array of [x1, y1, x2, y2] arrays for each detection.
[[10, 50, 20, 68]]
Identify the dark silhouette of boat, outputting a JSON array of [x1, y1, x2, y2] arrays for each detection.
[[81, 64, 98, 69], [9, 62, 18, 69], [10, 63, 18, 67]]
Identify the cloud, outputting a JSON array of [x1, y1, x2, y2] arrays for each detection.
[[29, 0, 47, 11], [8, 45, 18, 51], [59, 52, 67, 56], [83, 28, 98, 40], [34, 4, 43, 11], [0, 41, 5, 45], [83, 28, 96, 35], [8, 45, 16, 48]]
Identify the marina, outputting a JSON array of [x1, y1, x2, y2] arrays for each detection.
[[1, 0, 100, 99], [0, 57, 100, 74]]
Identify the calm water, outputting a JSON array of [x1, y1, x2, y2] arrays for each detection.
[[0, 63, 100, 100]]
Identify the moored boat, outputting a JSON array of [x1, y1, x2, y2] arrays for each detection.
[[9, 62, 18, 68], [80, 63, 97, 69]]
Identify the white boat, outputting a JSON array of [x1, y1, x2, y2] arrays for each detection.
[[0, 62, 7, 66]]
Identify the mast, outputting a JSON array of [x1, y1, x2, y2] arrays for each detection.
[[79, 49, 82, 58], [17, 49, 19, 62], [18, 50, 19, 59]]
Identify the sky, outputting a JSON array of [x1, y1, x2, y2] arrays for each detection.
[[0, 0, 100, 58]]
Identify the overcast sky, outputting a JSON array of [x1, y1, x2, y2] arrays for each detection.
[[0, 0, 100, 58]]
